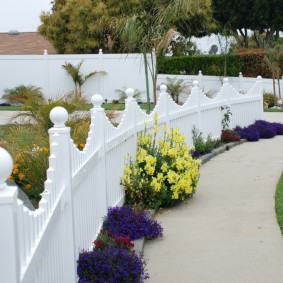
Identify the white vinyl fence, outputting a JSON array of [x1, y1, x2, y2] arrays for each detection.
[[0, 77, 263, 283]]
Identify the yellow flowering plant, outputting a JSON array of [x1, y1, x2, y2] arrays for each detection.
[[10, 144, 49, 208], [121, 116, 201, 209]]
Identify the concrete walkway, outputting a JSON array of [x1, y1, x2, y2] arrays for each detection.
[[144, 112, 283, 283]]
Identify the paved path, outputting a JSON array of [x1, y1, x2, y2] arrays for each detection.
[[144, 112, 283, 283]]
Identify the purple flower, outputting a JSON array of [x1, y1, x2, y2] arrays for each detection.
[[103, 206, 163, 241], [77, 247, 149, 283]]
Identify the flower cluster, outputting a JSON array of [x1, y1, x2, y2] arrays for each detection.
[[94, 229, 134, 252], [103, 206, 163, 241], [122, 118, 201, 208], [221, 129, 241, 142], [9, 144, 49, 206], [236, 120, 283, 142], [77, 247, 149, 283]]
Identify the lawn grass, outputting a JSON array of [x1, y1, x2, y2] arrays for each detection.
[[275, 173, 283, 234], [0, 103, 155, 112], [264, 108, 283, 112], [0, 106, 23, 111]]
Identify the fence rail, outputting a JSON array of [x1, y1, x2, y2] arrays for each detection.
[[0, 77, 263, 283]]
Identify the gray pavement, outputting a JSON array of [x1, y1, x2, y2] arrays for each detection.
[[144, 112, 283, 283]]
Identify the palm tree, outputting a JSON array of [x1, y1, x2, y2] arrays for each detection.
[[62, 60, 106, 97], [117, 0, 213, 111], [163, 77, 190, 104]]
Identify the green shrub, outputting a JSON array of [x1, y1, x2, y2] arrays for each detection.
[[158, 54, 243, 76], [263, 92, 277, 108], [2, 85, 44, 105]]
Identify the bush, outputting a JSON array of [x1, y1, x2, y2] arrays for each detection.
[[221, 129, 241, 142], [77, 247, 149, 283], [2, 85, 44, 105], [158, 54, 243, 76], [191, 126, 217, 157], [121, 117, 201, 208], [93, 229, 134, 252], [263, 93, 277, 108], [102, 206, 163, 241]]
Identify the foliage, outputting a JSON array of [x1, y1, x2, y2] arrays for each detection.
[[115, 87, 142, 103], [158, 54, 243, 76], [191, 126, 217, 157], [102, 206, 163, 241], [77, 247, 149, 283], [221, 105, 232, 130], [212, 0, 283, 48], [263, 92, 278, 108], [221, 129, 240, 142], [275, 173, 283, 235], [2, 85, 44, 105], [62, 60, 106, 97], [162, 77, 190, 104], [121, 116, 201, 208], [9, 144, 49, 207], [236, 120, 283, 142], [93, 229, 134, 252]]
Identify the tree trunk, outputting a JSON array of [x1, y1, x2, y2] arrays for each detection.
[[143, 50, 151, 114]]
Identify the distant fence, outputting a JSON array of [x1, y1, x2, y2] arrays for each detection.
[[0, 78, 263, 283], [0, 51, 280, 104], [0, 50, 152, 102]]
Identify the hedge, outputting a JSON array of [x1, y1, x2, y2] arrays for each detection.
[[158, 51, 283, 78]]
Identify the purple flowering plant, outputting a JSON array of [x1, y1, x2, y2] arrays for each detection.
[[77, 247, 149, 283], [103, 206, 163, 241]]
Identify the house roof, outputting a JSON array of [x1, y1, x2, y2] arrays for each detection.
[[0, 32, 57, 55]]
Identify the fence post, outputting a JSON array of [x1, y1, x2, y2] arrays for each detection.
[[256, 76, 264, 120], [198, 70, 203, 90], [49, 107, 77, 282], [238, 72, 243, 93], [160, 85, 170, 126], [0, 148, 20, 283], [43, 49, 50, 99], [192, 80, 202, 131], [125, 88, 138, 147], [91, 94, 108, 211], [98, 49, 104, 96]]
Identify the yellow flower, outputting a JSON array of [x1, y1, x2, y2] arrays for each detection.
[[137, 148, 147, 163], [161, 163, 168, 173], [20, 159, 25, 163], [8, 176, 13, 181], [12, 169, 19, 175], [25, 184, 31, 190]]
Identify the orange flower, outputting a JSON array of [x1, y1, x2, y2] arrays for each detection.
[[8, 176, 13, 181], [43, 148, 49, 153], [79, 143, 85, 149], [13, 169, 19, 175], [18, 173, 25, 180], [25, 184, 31, 189], [13, 164, 19, 169]]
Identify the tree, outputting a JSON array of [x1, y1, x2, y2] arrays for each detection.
[[38, 0, 141, 53], [264, 45, 283, 100], [212, 0, 283, 48], [118, 0, 214, 106]]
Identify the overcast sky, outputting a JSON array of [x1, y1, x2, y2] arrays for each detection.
[[0, 0, 51, 32]]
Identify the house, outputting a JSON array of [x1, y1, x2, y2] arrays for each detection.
[[0, 31, 57, 55]]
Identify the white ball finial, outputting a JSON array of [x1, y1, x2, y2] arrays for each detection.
[[125, 88, 134, 99], [91, 94, 103, 108], [50, 106, 68, 128], [193, 80, 199, 88], [0, 148, 13, 189], [257, 75, 262, 80], [223, 78, 229, 84], [160, 84, 167, 93], [99, 49, 103, 55], [43, 49, 48, 55]]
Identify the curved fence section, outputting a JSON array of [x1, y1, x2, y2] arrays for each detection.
[[0, 77, 263, 283]]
